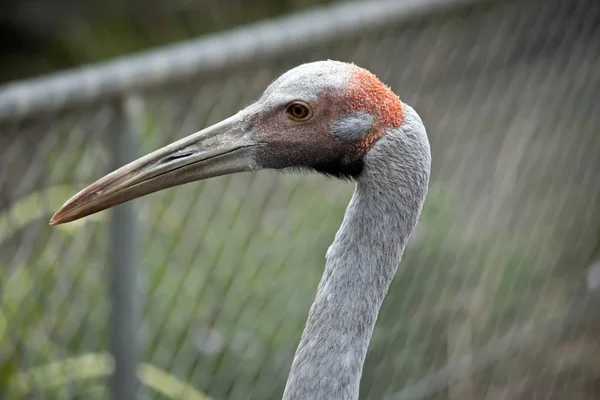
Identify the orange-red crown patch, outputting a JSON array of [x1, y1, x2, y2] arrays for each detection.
[[346, 66, 404, 149]]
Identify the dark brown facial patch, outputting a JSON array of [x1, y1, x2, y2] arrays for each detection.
[[249, 94, 366, 179], [345, 66, 404, 149]]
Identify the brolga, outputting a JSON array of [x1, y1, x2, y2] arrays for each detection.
[[50, 60, 431, 400]]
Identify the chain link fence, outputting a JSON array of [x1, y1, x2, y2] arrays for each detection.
[[1, 0, 600, 398]]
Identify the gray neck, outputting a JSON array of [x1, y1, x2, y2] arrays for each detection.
[[282, 107, 431, 400]]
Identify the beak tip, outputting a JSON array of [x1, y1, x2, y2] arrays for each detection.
[[49, 214, 61, 226], [49, 207, 69, 226]]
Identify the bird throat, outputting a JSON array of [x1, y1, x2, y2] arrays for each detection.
[[283, 185, 412, 400], [284, 180, 423, 398]]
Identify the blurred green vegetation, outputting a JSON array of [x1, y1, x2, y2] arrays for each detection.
[[1, 0, 599, 398]]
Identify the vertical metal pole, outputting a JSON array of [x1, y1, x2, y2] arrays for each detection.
[[109, 95, 143, 400]]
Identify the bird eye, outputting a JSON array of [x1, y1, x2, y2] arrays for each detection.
[[287, 102, 312, 121]]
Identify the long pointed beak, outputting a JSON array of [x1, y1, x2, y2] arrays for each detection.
[[49, 112, 259, 226]]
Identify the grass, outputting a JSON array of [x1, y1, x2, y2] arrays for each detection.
[[8, 352, 213, 399]]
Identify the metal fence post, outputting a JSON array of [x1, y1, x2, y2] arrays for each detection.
[[109, 95, 144, 400]]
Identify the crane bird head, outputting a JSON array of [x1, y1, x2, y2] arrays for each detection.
[[50, 60, 406, 225]]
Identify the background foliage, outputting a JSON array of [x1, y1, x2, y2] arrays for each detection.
[[1, 0, 600, 399]]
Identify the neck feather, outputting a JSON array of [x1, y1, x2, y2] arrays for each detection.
[[282, 106, 431, 400]]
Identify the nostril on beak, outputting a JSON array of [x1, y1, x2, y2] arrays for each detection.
[[159, 149, 197, 164]]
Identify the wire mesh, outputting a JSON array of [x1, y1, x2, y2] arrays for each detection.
[[1, 0, 600, 399]]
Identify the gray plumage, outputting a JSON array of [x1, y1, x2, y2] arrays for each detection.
[[283, 105, 430, 400], [330, 112, 374, 142]]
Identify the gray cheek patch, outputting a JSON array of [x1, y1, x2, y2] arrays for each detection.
[[330, 112, 373, 142]]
